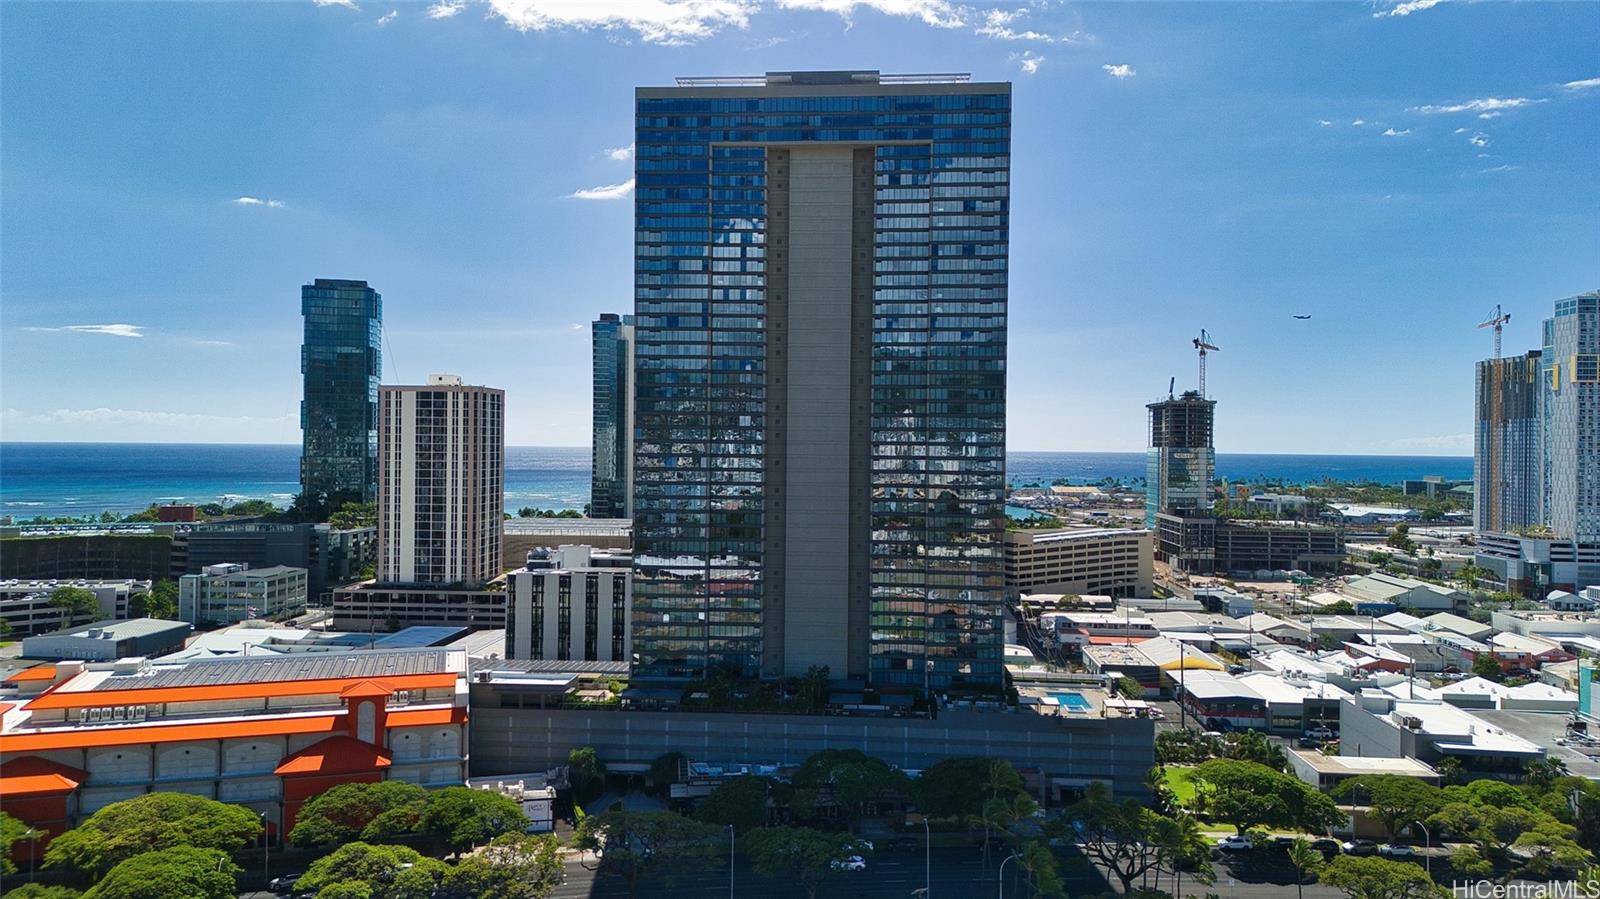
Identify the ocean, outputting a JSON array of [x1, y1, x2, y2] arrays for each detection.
[[0, 443, 1472, 521]]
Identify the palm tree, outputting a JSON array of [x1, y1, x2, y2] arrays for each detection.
[[1287, 838, 1323, 899]]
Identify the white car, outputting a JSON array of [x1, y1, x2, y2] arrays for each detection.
[[1378, 844, 1417, 859], [832, 855, 867, 871], [1215, 835, 1254, 852]]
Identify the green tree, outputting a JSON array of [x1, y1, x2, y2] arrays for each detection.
[[1449, 845, 1493, 879], [1287, 838, 1325, 899], [0, 812, 27, 877], [1191, 759, 1342, 835], [743, 826, 862, 899], [47, 586, 99, 620], [82, 847, 239, 899], [568, 746, 607, 805], [1059, 782, 1210, 895], [147, 581, 179, 619], [1115, 675, 1145, 699], [789, 749, 909, 832], [329, 502, 378, 530], [915, 757, 1028, 821], [1014, 838, 1068, 898], [574, 809, 721, 899], [418, 786, 528, 852], [1319, 855, 1448, 899], [1332, 775, 1444, 841], [646, 752, 684, 796], [1220, 729, 1289, 771], [1320, 600, 1358, 615], [695, 775, 786, 834], [2, 886, 82, 899], [43, 793, 261, 877], [437, 832, 563, 899], [296, 842, 447, 898], [1471, 653, 1503, 682], [288, 781, 429, 847]]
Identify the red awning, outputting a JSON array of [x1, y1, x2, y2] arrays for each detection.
[[275, 736, 392, 777]]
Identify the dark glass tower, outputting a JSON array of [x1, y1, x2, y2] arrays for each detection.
[[300, 278, 381, 506], [591, 314, 635, 520], [631, 71, 1011, 692]]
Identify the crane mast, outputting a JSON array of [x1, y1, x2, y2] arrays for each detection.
[[1193, 329, 1220, 398], [1478, 304, 1512, 358]]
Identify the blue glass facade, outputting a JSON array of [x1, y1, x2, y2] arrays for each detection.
[[300, 278, 381, 505], [630, 74, 1010, 692], [591, 314, 634, 519]]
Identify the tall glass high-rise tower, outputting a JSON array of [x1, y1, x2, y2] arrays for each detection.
[[1541, 291, 1599, 543], [591, 314, 635, 520], [630, 71, 1011, 692], [301, 278, 381, 505]]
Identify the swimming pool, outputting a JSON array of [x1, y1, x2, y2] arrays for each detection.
[[1048, 691, 1092, 711]]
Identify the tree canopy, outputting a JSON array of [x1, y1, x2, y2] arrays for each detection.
[[694, 775, 787, 834], [418, 786, 528, 851], [1056, 782, 1213, 895], [289, 781, 429, 847], [434, 833, 563, 899], [81, 847, 239, 899], [47, 586, 99, 620], [915, 757, 1028, 820], [1332, 775, 1444, 841], [789, 749, 910, 830], [575, 808, 722, 898], [296, 842, 448, 899], [1319, 855, 1448, 899], [743, 826, 863, 899], [1191, 759, 1343, 835], [568, 746, 607, 805], [43, 793, 261, 876], [0, 812, 28, 877]]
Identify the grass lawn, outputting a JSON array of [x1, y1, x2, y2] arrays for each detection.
[[1164, 766, 1199, 807]]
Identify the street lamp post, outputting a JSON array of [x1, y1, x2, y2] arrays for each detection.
[[728, 824, 735, 899], [24, 828, 38, 882], [260, 811, 270, 886], [924, 816, 932, 899], [998, 852, 1023, 899], [1414, 820, 1431, 877]]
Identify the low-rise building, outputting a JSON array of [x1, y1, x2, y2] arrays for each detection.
[[505, 546, 631, 663], [1329, 504, 1417, 525], [1338, 692, 1544, 780], [0, 648, 470, 854], [178, 564, 309, 626], [1002, 528, 1152, 599], [178, 522, 377, 605], [1213, 520, 1345, 576], [1286, 750, 1439, 793], [20, 618, 190, 662], [0, 579, 152, 637], [1474, 531, 1600, 597], [1484, 632, 1574, 670], [1237, 672, 1348, 733], [1172, 670, 1267, 730], [331, 584, 506, 631], [1342, 573, 1466, 612]]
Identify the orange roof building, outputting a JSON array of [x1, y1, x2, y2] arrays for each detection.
[[0, 648, 469, 841]]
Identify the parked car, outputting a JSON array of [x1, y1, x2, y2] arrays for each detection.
[[1305, 726, 1335, 740], [1215, 835, 1255, 852], [831, 855, 867, 871], [1378, 844, 1417, 859], [1147, 708, 1166, 720], [1309, 838, 1342, 858], [886, 837, 920, 853], [1227, 664, 1249, 675], [1342, 840, 1378, 857], [853, 840, 875, 853], [1298, 736, 1323, 748], [269, 874, 302, 894]]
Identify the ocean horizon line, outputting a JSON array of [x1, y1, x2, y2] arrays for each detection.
[[0, 440, 1470, 460]]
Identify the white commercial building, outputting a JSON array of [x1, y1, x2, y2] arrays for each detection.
[[505, 546, 632, 663], [378, 375, 505, 587], [178, 563, 309, 626], [1002, 528, 1153, 599], [0, 580, 151, 636]]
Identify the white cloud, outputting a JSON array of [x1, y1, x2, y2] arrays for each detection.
[[1318, 119, 1333, 127], [23, 324, 146, 338], [233, 196, 285, 208], [1476, 164, 1519, 174], [190, 338, 236, 347], [605, 143, 635, 161], [376, 8, 398, 25], [486, 0, 755, 44], [1101, 63, 1135, 79], [1351, 118, 1366, 126], [1382, 127, 1410, 136], [777, 0, 965, 29], [1468, 132, 1489, 148], [1410, 96, 1540, 115], [1372, 0, 1447, 18], [975, 8, 1052, 41], [1563, 77, 1600, 91], [2, 407, 297, 431], [313, 0, 359, 8], [1010, 51, 1044, 75], [569, 178, 635, 200], [426, 0, 465, 19]]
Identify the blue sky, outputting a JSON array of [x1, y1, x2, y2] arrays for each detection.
[[2, 0, 1596, 453]]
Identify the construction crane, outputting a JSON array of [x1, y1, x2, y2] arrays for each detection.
[[1193, 329, 1220, 398], [1167, 376, 1175, 400], [1478, 304, 1512, 358]]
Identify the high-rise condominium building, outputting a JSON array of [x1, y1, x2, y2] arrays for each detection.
[[1474, 351, 1544, 534], [630, 71, 1011, 691], [1542, 291, 1599, 543], [1145, 391, 1216, 528], [301, 279, 382, 504], [591, 314, 635, 520], [377, 375, 504, 586]]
